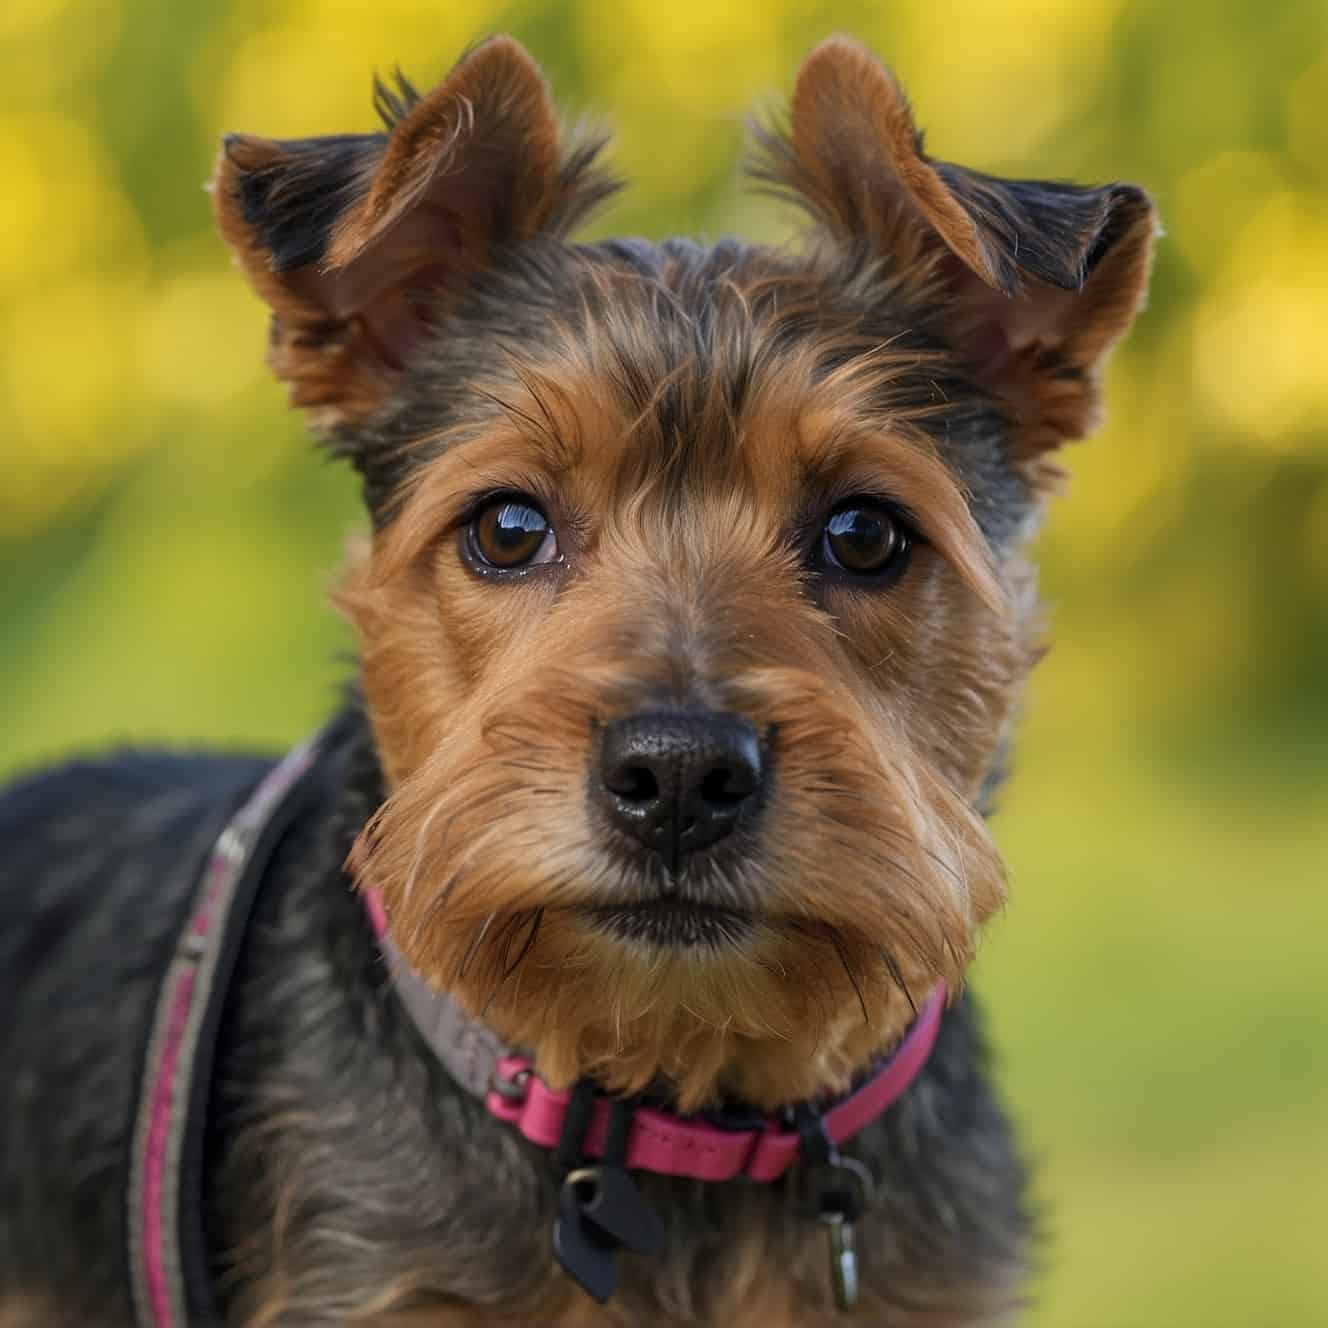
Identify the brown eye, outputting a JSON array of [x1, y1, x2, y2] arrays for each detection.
[[468, 496, 558, 570], [821, 503, 912, 578]]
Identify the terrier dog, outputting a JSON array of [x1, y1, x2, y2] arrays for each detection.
[[0, 35, 1154, 1328]]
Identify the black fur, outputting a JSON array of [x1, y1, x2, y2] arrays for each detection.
[[931, 172, 1152, 296], [229, 133, 384, 274]]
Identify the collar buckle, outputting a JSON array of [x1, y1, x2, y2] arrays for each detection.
[[489, 1063, 532, 1103]]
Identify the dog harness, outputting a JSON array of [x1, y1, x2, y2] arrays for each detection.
[[130, 735, 944, 1325]]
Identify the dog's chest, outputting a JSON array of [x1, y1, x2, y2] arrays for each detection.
[[374, 1223, 928, 1328], [384, 1271, 853, 1328]]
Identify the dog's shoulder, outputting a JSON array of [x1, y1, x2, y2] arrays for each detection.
[[1, 747, 270, 872], [2, 746, 261, 818], [0, 747, 272, 983]]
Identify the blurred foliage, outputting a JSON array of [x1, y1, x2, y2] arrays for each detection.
[[2, 1, 1325, 1323]]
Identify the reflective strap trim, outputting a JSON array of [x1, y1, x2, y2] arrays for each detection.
[[128, 737, 318, 1328]]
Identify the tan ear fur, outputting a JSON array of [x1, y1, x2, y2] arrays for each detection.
[[325, 38, 561, 269], [211, 37, 611, 429], [752, 36, 1158, 461]]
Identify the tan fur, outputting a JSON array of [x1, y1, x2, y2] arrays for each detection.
[[339, 337, 1033, 1111], [782, 39, 1000, 288], [326, 38, 560, 270]]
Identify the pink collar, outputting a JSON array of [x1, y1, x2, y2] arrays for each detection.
[[365, 889, 945, 1184]]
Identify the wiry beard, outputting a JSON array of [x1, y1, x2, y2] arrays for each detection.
[[347, 664, 1004, 1112]]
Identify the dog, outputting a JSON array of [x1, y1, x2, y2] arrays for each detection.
[[0, 34, 1155, 1328]]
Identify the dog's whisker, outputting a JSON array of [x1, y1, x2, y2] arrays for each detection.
[[410, 867, 464, 941], [456, 912, 497, 981], [488, 910, 527, 975], [825, 926, 871, 1028], [502, 908, 544, 983], [879, 946, 918, 1017]]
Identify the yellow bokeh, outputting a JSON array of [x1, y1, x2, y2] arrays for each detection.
[[2, 5, 1325, 1325], [1, 276, 156, 536], [888, 0, 1124, 162], [195, 1, 502, 140], [1190, 192, 1328, 447], [138, 266, 268, 408], [582, 0, 782, 115], [0, 0, 76, 37], [0, 113, 148, 290], [0, 0, 121, 107], [1170, 150, 1289, 277], [1287, 47, 1328, 179]]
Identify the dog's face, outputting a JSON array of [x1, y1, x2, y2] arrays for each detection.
[[214, 37, 1153, 1109]]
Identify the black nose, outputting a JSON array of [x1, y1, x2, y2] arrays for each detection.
[[597, 710, 763, 873]]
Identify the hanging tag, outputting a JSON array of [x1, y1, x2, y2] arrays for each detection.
[[553, 1175, 619, 1303], [821, 1211, 859, 1310], [792, 1111, 873, 1314], [569, 1165, 664, 1256]]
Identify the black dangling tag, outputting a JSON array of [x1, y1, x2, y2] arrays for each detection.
[[550, 1088, 664, 1303], [551, 1080, 620, 1303], [575, 1096, 664, 1256], [554, 1173, 619, 1304], [569, 1165, 664, 1257]]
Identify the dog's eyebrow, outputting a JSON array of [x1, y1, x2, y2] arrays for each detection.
[[369, 425, 559, 581], [366, 358, 621, 578]]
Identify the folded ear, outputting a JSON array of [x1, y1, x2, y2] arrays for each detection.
[[751, 37, 1157, 462], [212, 36, 615, 431]]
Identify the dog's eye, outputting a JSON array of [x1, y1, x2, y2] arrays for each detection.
[[467, 496, 559, 570], [820, 502, 912, 579]]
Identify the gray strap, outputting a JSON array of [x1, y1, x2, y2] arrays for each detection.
[[379, 935, 509, 1099], [129, 737, 319, 1328]]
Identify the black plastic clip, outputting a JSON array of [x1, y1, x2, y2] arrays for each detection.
[[794, 1106, 874, 1311], [551, 1089, 663, 1303]]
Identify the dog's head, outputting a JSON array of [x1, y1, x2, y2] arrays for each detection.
[[214, 36, 1154, 1110]]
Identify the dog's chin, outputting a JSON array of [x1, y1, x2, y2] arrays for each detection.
[[383, 894, 955, 1110], [581, 898, 755, 951]]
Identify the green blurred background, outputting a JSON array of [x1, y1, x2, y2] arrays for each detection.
[[3, 1, 1325, 1322]]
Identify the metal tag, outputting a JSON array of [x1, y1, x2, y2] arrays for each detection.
[[796, 1146, 872, 1311], [822, 1211, 859, 1310]]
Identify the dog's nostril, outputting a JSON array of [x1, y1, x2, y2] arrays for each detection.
[[610, 765, 659, 802], [700, 766, 750, 806]]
